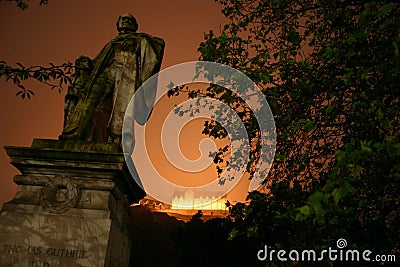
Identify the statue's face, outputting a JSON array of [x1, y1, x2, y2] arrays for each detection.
[[118, 14, 136, 32]]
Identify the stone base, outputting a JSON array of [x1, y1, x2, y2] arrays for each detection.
[[0, 139, 145, 267]]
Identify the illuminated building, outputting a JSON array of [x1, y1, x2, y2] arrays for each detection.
[[171, 189, 227, 211]]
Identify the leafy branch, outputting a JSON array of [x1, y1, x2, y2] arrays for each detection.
[[0, 61, 74, 99], [0, 0, 48, 10]]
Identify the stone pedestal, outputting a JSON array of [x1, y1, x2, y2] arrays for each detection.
[[0, 139, 145, 267]]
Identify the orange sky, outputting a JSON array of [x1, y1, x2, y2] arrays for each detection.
[[0, 0, 250, 207]]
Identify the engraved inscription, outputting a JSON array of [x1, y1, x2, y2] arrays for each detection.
[[46, 247, 87, 258], [1, 244, 87, 259], [1, 244, 42, 255]]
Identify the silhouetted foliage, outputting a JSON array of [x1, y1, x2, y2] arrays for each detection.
[[0, 61, 73, 99], [0, 0, 48, 10], [0, 0, 73, 99], [173, 212, 263, 267], [173, 0, 399, 265]]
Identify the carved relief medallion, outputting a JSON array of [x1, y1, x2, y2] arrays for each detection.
[[40, 175, 80, 213]]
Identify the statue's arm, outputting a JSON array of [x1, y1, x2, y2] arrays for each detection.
[[135, 35, 165, 125], [141, 35, 165, 108]]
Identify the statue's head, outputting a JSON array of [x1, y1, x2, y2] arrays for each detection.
[[75, 55, 93, 72], [116, 13, 138, 34]]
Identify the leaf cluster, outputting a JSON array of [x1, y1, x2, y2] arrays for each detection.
[[0, 61, 73, 99], [0, 0, 48, 10], [173, 0, 400, 259]]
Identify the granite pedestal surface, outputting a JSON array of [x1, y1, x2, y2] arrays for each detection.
[[0, 139, 145, 267]]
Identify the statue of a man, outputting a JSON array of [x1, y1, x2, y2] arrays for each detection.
[[61, 13, 164, 143], [63, 55, 93, 128]]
